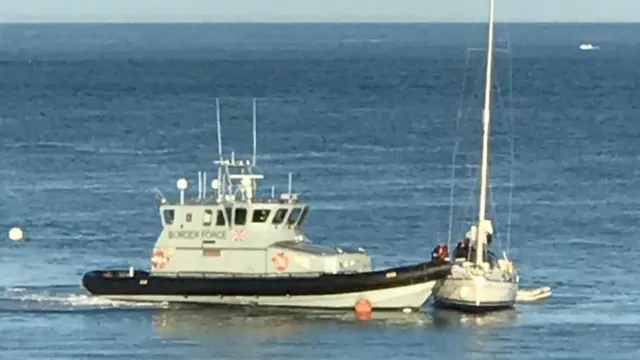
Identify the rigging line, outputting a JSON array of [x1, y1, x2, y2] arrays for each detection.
[[454, 155, 475, 244], [491, 52, 505, 252], [488, 184, 498, 251], [505, 32, 516, 256], [464, 154, 478, 226], [446, 48, 473, 249], [466, 158, 479, 262], [449, 48, 492, 247], [460, 50, 492, 235], [451, 156, 480, 250], [493, 22, 516, 255], [490, 24, 516, 255], [448, 49, 486, 246]]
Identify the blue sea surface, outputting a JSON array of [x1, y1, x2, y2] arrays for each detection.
[[0, 23, 639, 360]]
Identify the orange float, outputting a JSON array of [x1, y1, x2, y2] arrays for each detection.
[[354, 299, 373, 316]]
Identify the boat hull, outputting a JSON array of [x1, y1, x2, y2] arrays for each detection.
[[432, 275, 518, 313], [433, 296, 515, 313], [82, 259, 452, 310]]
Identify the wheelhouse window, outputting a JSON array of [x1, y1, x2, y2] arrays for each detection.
[[287, 207, 303, 225], [203, 209, 213, 226], [296, 206, 310, 227], [186, 213, 192, 222], [215, 210, 226, 226], [162, 209, 175, 225], [272, 208, 288, 225], [234, 208, 247, 226], [252, 209, 271, 223]]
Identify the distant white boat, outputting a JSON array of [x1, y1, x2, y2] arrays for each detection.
[[579, 43, 600, 51]]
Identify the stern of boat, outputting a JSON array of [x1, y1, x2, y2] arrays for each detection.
[[431, 263, 518, 312]]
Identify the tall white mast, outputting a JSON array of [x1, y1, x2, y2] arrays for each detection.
[[475, 0, 496, 266]]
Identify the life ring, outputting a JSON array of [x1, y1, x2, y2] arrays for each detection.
[[151, 249, 170, 270], [272, 252, 290, 272]]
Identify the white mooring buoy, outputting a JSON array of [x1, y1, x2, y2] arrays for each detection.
[[8, 227, 24, 242]]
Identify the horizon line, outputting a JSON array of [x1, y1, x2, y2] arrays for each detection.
[[0, 20, 638, 25]]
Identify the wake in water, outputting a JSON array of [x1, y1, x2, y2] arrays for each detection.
[[0, 284, 167, 313]]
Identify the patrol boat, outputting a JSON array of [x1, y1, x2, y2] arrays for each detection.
[[82, 99, 452, 311]]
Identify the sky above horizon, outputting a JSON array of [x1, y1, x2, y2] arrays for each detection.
[[0, 0, 638, 23]]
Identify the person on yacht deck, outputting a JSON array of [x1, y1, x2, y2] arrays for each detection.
[[455, 220, 494, 262], [431, 242, 449, 261]]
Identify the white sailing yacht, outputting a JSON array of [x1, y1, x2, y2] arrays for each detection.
[[431, 0, 519, 312]]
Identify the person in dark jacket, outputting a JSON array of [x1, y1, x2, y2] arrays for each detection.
[[453, 238, 470, 260]]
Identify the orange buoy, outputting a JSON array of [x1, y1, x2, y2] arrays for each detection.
[[354, 299, 373, 316]]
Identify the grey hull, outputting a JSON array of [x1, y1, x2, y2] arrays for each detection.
[[97, 280, 438, 310], [432, 269, 518, 312]]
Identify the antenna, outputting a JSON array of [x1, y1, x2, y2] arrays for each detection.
[[197, 171, 202, 200], [153, 187, 167, 204], [252, 97, 257, 167], [288, 172, 292, 195], [216, 97, 222, 160], [271, 185, 275, 198], [203, 172, 207, 199]]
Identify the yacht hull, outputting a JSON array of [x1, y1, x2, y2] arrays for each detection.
[[432, 276, 518, 313], [82, 260, 452, 310]]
